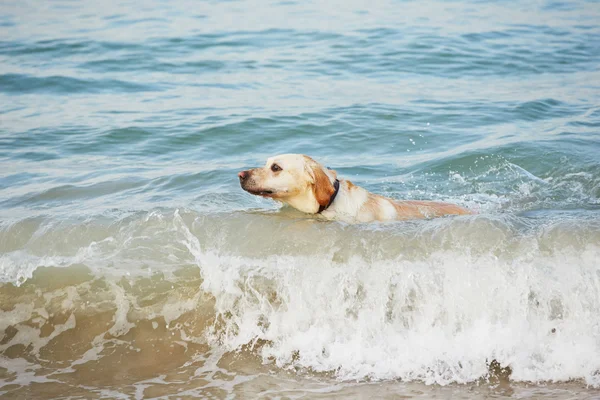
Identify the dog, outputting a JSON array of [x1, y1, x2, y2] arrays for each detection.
[[238, 154, 472, 223]]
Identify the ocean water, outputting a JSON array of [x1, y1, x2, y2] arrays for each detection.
[[1, 0, 600, 398]]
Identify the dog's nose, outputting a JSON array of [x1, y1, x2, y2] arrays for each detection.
[[238, 170, 249, 181]]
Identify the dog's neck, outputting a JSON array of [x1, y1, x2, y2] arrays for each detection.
[[282, 179, 339, 214], [283, 189, 323, 214]]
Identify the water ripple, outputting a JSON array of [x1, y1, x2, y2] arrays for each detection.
[[0, 73, 162, 94]]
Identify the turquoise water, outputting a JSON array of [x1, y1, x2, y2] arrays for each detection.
[[1, 0, 600, 398]]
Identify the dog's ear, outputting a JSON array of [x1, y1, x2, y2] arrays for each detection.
[[305, 158, 335, 208]]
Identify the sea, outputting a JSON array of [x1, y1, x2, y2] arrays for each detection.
[[1, 0, 600, 398]]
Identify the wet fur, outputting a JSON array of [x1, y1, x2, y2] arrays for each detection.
[[305, 157, 336, 209], [239, 154, 472, 222]]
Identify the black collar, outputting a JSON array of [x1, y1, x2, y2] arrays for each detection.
[[318, 179, 340, 213]]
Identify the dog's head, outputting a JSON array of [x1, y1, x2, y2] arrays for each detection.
[[238, 154, 337, 214]]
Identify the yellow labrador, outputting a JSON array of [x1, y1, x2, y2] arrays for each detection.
[[238, 154, 472, 222]]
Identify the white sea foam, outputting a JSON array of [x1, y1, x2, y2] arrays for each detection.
[[1, 210, 599, 388], [176, 212, 600, 386]]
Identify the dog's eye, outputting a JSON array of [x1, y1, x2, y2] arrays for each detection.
[[271, 164, 282, 172]]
